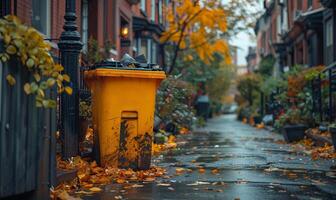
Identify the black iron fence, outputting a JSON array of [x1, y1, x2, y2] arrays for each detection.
[[311, 62, 336, 123]]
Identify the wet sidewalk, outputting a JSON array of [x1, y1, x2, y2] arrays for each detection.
[[84, 114, 336, 200]]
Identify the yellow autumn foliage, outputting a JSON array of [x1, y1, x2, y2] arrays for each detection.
[[0, 15, 71, 108], [160, 0, 231, 65]]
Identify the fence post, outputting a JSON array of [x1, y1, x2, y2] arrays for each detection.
[[58, 0, 82, 159], [328, 69, 333, 122], [318, 75, 322, 122]]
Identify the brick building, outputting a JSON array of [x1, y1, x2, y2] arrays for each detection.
[[321, 0, 336, 65], [245, 46, 257, 73], [254, 0, 335, 75], [0, 0, 167, 65]]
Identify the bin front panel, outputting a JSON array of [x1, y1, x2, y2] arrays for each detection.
[[86, 69, 165, 168], [118, 111, 139, 169]]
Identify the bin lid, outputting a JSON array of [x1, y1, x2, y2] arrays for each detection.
[[92, 60, 163, 71], [85, 68, 166, 80]]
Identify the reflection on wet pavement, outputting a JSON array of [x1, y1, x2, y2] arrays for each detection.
[[84, 115, 336, 200]]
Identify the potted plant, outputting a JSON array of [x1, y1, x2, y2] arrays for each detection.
[[328, 123, 336, 151], [251, 110, 262, 125], [275, 108, 307, 142]]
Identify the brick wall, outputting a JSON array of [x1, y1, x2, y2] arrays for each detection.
[[15, 0, 32, 25]]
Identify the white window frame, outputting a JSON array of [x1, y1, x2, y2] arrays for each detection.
[[151, 0, 156, 21], [81, 0, 89, 52], [152, 41, 157, 64], [158, 0, 163, 24], [147, 39, 152, 63], [32, 0, 51, 37], [141, 0, 146, 12], [326, 19, 333, 47]]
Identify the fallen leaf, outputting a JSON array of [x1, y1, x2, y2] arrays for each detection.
[[144, 177, 155, 182], [168, 187, 175, 191], [131, 184, 144, 188], [157, 183, 171, 186], [89, 187, 102, 192], [116, 178, 126, 184], [211, 169, 220, 174], [187, 181, 210, 186], [175, 167, 185, 174], [264, 167, 281, 172]]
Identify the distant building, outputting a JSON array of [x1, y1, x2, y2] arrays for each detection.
[[254, 0, 334, 76], [230, 45, 238, 66], [245, 47, 257, 72], [320, 0, 336, 65], [237, 65, 248, 75]]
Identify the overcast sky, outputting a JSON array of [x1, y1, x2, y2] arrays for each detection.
[[228, 1, 263, 66]]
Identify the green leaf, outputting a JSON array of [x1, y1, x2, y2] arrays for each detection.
[[6, 45, 16, 55], [47, 78, 56, 87], [42, 100, 56, 108], [30, 82, 38, 93], [13, 39, 23, 48], [36, 100, 43, 107], [37, 89, 45, 98], [24, 83, 31, 94], [33, 73, 41, 82], [6, 74, 16, 86], [40, 81, 48, 90], [26, 58, 35, 68]]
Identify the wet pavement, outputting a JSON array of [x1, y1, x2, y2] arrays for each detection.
[[84, 115, 336, 200]]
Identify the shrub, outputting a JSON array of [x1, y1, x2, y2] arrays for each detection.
[[156, 76, 196, 129]]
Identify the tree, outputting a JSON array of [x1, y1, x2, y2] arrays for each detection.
[[160, 0, 230, 74], [256, 55, 275, 77], [160, 0, 261, 74]]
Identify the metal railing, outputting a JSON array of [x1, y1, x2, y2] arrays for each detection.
[[311, 61, 336, 123]]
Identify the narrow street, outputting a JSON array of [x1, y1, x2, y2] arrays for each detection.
[[84, 115, 336, 200]]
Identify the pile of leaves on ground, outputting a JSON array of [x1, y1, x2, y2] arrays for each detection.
[[292, 138, 336, 160], [52, 130, 181, 199], [152, 134, 178, 155], [307, 128, 332, 139], [52, 156, 167, 199]]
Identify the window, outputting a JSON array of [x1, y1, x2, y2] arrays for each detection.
[[0, 0, 11, 17], [152, 42, 157, 64], [308, 0, 312, 8], [297, 0, 302, 10], [32, 0, 50, 36], [81, 0, 89, 52], [326, 19, 333, 47], [276, 15, 281, 42], [140, 39, 148, 58], [151, 0, 155, 21], [282, 5, 288, 32], [147, 39, 152, 62], [158, 0, 163, 24], [141, 0, 146, 12]]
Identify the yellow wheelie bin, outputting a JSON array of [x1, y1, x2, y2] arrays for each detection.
[[85, 61, 165, 170]]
